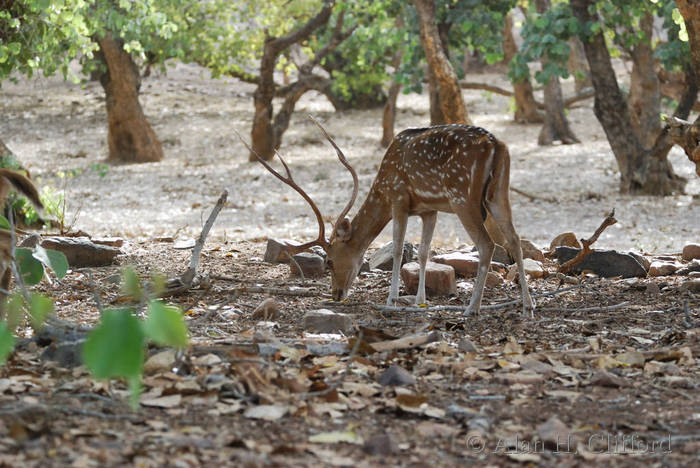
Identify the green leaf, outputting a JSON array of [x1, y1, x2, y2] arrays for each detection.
[[29, 293, 53, 330], [142, 301, 188, 348], [0, 216, 10, 230], [0, 322, 14, 365], [82, 308, 145, 380], [4, 294, 25, 332], [32, 245, 69, 279], [15, 247, 44, 286], [121, 267, 143, 301]]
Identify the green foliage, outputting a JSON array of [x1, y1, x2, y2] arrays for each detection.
[[0, 231, 67, 363], [511, 2, 579, 85], [0, 323, 14, 365], [83, 268, 189, 409], [0, 0, 95, 82]]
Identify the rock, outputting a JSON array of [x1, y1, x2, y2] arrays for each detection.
[[433, 252, 480, 277], [289, 252, 325, 278], [144, 349, 177, 374], [377, 365, 416, 386], [509, 258, 545, 279], [263, 238, 300, 264], [486, 271, 503, 287], [680, 279, 700, 293], [302, 309, 353, 334], [457, 338, 479, 353], [520, 239, 545, 262], [549, 232, 581, 251], [251, 298, 279, 321], [360, 258, 370, 273], [648, 260, 681, 277], [363, 433, 399, 456], [492, 244, 511, 264], [34, 236, 120, 267], [554, 247, 647, 278], [91, 237, 125, 247], [589, 370, 629, 388], [628, 251, 651, 272], [537, 416, 574, 449], [682, 243, 700, 261], [369, 241, 414, 271], [400, 262, 456, 297]]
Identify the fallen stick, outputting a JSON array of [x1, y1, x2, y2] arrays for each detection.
[[374, 285, 586, 314], [226, 285, 328, 297], [369, 331, 441, 352], [180, 190, 228, 286], [536, 301, 629, 314], [161, 191, 228, 296], [560, 209, 617, 274]]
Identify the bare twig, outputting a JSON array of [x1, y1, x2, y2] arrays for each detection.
[[560, 209, 617, 274], [224, 285, 328, 297], [536, 301, 629, 314], [285, 250, 305, 282], [375, 285, 586, 314], [510, 186, 558, 203], [180, 190, 228, 286], [369, 331, 441, 352]]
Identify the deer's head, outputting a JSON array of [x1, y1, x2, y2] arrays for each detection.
[[239, 117, 360, 301]]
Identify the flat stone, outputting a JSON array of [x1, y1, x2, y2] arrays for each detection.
[[36, 236, 120, 267], [628, 251, 651, 271], [400, 261, 456, 297], [302, 309, 353, 334], [648, 260, 681, 277], [486, 271, 503, 287], [680, 279, 700, 292], [377, 364, 416, 386], [432, 252, 480, 277], [468, 244, 510, 264], [555, 247, 647, 278], [508, 258, 545, 279], [520, 239, 545, 262], [289, 252, 325, 278], [369, 241, 414, 271], [549, 232, 581, 250], [682, 243, 700, 261], [264, 238, 300, 264]]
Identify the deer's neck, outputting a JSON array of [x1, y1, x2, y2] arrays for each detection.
[[347, 186, 392, 257]]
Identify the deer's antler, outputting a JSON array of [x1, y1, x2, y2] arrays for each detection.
[[308, 116, 359, 232], [234, 129, 328, 251]]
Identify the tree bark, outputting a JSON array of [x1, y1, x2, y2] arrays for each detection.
[[536, 0, 579, 145], [414, 0, 471, 125], [570, 0, 685, 195], [250, 1, 334, 161], [567, 36, 592, 92], [97, 33, 163, 163], [627, 13, 661, 148], [503, 12, 542, 123], [672, 0, 700, 175], [381, 33, 404, 148]]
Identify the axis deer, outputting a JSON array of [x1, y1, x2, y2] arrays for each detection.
[[241, 119, 535, 316]]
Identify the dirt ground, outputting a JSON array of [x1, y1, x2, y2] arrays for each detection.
[[0, 63, 699, 466]]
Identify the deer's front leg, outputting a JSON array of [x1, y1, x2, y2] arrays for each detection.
[[416, 211, 437, 305], [387, 205, 408, 305]]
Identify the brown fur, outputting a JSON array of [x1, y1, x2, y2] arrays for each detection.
[[0, 169, 43, 299]]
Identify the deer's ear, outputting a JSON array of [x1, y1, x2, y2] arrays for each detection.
[[335, 217, 352, 242]]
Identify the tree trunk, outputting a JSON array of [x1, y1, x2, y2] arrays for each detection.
[[571, 0, 685, 195], [567, 36, 592, 92], [414, 0, 471, 125], [627, 13, 661, 148], [671, 0, 700, 175], [536, 0, 579, 145], [503, 12, 542, 123], [97, 33, 163, 163], [249, 2, 334, 161], [381, 38, 404, 148]]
